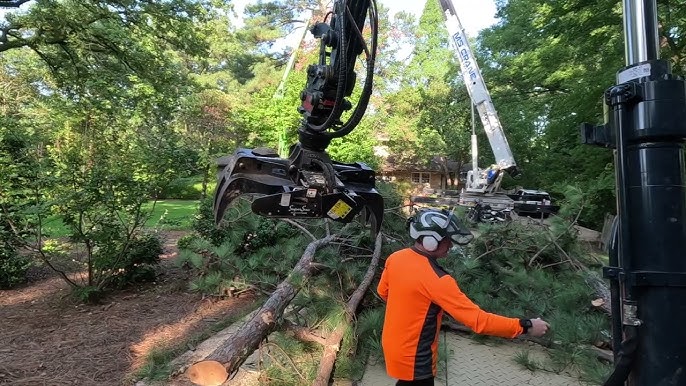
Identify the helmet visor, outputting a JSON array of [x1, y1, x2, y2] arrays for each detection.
[[451, 232, 474, 245], [446, 213, 474, 245]]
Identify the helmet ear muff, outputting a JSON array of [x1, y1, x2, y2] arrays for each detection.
[[422, 236, 439, 252]]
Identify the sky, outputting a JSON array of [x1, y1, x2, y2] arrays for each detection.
[[1, 0, 498, 49], [227, 0, 499, 54], [381, 0, 498, 37], [2, 0, 498, 35], [230, 0, 498, 38]]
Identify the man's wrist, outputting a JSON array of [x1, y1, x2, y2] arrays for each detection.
[[519, 318, 532, 334]]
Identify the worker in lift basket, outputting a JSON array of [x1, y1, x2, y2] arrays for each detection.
[[486, 164, 500, 185], [377, 208, 550, 386]]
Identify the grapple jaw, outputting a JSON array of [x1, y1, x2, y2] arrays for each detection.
[[213, 146, 383, 234]]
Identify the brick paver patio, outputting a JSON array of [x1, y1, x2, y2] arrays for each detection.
[[360, 332, 583, 386]]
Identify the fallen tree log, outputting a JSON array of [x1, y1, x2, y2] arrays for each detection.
[[313, 232, 383, 386], [186, 233, 338, 386], [584, 271, 612, 315]]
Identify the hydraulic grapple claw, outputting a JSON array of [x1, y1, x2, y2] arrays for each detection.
[[212, 147, 384, 235], [212, 149, 290, 225]]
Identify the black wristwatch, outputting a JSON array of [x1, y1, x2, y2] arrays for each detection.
[[519, 319, 532, 334]]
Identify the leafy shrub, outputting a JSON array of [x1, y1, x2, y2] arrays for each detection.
[[0, 244, 30, 289], [0, 129, 36, 288], [177, 233, 199, 250], [72, 285, 103, 303], [93, 232, 163, 288], [192, 196, 231, 245], [158, 176, 218, 200], [158, 176, 203, 200], [125, 233, 163, 264]]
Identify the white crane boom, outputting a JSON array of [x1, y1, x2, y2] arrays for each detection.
[[439, 0, 518, 193]]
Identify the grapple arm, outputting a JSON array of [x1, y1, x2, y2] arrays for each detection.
[[213, 0, 382, 234], [213, 147, 382, 233]]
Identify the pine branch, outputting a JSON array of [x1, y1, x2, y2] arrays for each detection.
[[313, 232, 383, 386], [281, 319, 328, 346], [528, 201, 585, 267], [282, 218, 316, 241], [474, 245, 530, 260], [184, 228, 348, 386]]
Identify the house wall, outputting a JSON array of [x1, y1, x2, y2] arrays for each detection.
[[379, 171, 458, 192]]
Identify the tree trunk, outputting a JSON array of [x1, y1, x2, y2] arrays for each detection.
[[185, 234, 337, 386], [312, 232, 383, 386], [200, 139, 212, 200], [201, 163, 210, 200]]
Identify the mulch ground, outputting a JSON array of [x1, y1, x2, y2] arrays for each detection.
[[0, 231, 257, 386]]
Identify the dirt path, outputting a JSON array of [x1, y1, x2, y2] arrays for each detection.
[[0, 231, 256, 386]]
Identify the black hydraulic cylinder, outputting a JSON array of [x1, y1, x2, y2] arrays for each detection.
[[624, 137, 686, 386], [596, 61, 686, 386], [583, 2, 686, 384]]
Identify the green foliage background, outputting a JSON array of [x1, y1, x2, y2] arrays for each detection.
[[1, 0, 672, 382]]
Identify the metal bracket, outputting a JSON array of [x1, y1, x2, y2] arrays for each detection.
[[603, 266, 622, 280], [628, 271, 686, 287], [603, 267, 686, 287], [581, 122, 615, 148], [605, 82, 639, 107]]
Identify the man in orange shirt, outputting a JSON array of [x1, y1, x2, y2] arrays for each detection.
[[377, 208, 550, 385]]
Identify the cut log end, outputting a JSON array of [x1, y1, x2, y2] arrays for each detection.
[[186, 360, 228, 386], [591, 298, 605, 307]]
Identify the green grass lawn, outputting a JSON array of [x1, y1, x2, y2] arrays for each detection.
[[42, 216, 72, 238], [143, 200, 199, 230], [41, 200, 199, 237]]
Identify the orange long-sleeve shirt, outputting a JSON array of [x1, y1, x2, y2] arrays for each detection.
[[377, 247, 523, 381]]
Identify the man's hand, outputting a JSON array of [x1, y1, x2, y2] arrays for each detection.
[[527, 318, 550, 337]]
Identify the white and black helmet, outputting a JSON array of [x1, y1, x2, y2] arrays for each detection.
[[408, 208, 474, 247]]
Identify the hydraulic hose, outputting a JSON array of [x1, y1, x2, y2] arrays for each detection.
[[608, 216, 622, 360], [308, 3, 348, 133], [603, 326, 639, 386], [327, 0, 378, 139], [602, 82, 641, 386], [311, 157, 337, 193]]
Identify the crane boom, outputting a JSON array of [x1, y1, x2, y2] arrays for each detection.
[[437, 0, 557, 218], [439, 0, 518, 193]]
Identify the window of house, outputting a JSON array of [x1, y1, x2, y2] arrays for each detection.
[[411, 172, 430, 184]]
